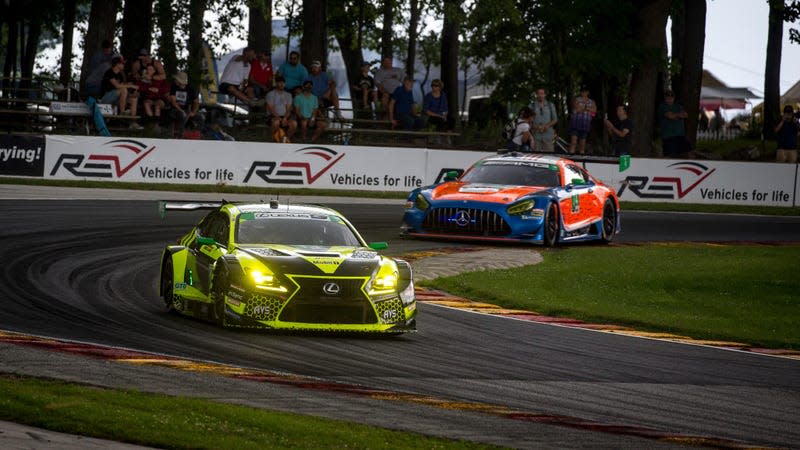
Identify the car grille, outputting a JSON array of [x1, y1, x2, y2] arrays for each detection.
[[244, 293, 283, 321], [422, 207, 511, 236], [278, 277, 377, 324], [375, 299, 404, 324]]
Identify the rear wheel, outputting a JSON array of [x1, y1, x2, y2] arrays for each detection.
[[210, 267, 228, 326], [600, 199, 617, 243], [543, 202, 559, 247]]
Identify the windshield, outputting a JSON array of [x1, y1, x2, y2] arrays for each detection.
[[235, 212, 363, 246], [460, 162, 561, 187]]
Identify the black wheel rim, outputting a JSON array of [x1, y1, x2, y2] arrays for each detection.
[[603, 202, 616, 237], [546, 204, 558, 244]]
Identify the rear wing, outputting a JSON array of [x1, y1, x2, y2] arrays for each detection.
[[158, 201, 223, 219]]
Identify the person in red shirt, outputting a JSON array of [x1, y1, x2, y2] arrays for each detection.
[[137, 63, 170, 121], [249, 49, 274, 101]]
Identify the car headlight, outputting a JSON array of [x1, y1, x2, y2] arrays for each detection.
[[507, 200, 534, 215], [399, 279, 415, 305], [407, 194, 429, 211], [247, 268, 287, 293], [368, 263, 399, 296]]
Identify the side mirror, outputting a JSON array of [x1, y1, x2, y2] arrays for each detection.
[[196, 236, 217, 246], [443, 170, 460, 182], [368, 242, 389, 250], [571, 178, 585, 185]]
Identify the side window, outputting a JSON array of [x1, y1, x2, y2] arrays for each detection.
[[563, 165, 589, 185], [197, 212, 229, 246]]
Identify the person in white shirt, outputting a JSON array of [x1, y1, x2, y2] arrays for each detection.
[[218, 47, 257, 106]]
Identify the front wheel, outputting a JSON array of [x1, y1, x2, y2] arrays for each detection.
[[161, 259, 178, 313], [543, 202, 559, 247], [210, 267, 228, 326], [600, 199, 617, 244]]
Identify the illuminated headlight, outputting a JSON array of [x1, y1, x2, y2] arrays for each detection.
[[399, 280, 415, 305], [507, 200, 534, 215], [247, 269, 287, 293], [368, 268, 398, 296]]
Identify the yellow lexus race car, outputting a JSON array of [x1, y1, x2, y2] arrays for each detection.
[[158, 201, 416, 333]]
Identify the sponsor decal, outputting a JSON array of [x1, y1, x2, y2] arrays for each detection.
[[244, 146, 345, 185], [618, 161, 715, 200], [174, 282, 187, 290], [0, 135, 45, 177], [50, 139, 156, 178], [252, 305, 270, 315], [571, 194, 579, 213], [382, 309, 398, 321]]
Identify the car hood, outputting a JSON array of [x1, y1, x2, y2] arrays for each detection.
[[428, 182, 549, 204], [236, 244, 383, 276]]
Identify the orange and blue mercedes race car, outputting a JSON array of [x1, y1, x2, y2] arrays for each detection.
[[401, 153, 620, 245], [159, 201, 416, 332]]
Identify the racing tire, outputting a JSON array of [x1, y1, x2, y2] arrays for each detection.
[[543, 202, 559, 247], [161, 259, 178, 313], [210, 267, 228, 326], [600, 199, 617, 244]]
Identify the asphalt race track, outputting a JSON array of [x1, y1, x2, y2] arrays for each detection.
[[1, 193, 799, 449]]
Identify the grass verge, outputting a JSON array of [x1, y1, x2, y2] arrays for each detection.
[[0, 375, 496, 450], [421, 243, 800, 349]]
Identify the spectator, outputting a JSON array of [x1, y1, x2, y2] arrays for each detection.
[[389, 76, 425, 131], [568, 85, 596, 154], [658, 89, 690, 158], [130, 48, 154, 83], [307, 60, 342, 119], [506, 106, 535, 153], [277, 51, 308, 95], [219, 47, 257, 106], [775, 105, 799, 163], [248, 49, 274, 100], [604, 105, 633, 157], [166, 71, 201, 137], [100, 55, 142, 130], [423, 79, 448, 131], [294, 80, 327, 143], [85, 40, 114, 96], [530, 88, 558, 152], [374, 56, 405, 114], [265, 76, 297, 142], [351, 61, 377, 110], [137, 63, 170, 124]]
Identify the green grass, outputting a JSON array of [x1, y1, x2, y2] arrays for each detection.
[[422, 243, 800, 349], [0, 375, 497, 450]]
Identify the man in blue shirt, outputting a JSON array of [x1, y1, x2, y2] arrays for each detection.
[[306, 60, 342, 119], [277, 51, 308, 95], [389, 76, 424, 130]]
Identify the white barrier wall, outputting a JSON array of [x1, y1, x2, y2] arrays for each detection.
[[1, 134, 797, 207]]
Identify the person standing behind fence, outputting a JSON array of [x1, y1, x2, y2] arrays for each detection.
[[531, 88, 558, 152], [774, 105, 799, 163], [604, 105, 633, 157], [658, 89, 690, 158], [568, 86, 596, 155], [507, 106, 535, 153]]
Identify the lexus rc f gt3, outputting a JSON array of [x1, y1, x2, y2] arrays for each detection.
[[401, 153, 620, 245], [159, 201, 416, 332]]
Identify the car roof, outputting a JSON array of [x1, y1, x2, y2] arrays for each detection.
[[227, 203, 341, 217], [479, 153, 571, 166]]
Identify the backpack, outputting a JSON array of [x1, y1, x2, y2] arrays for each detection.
[[502, 117, 519, 142]]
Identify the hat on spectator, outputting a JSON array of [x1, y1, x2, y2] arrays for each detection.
[[311, 60, 321, 68], [111, 55, 125, 66], [580, 85, 589, 92], [173, 72, 188, 85], [302, 79, 313, 87], [784, 105, 794, 113], [139, 48, 150, 56]]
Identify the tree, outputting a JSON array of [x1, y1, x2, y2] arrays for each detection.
[[120, 0, 154, 60], [404, 0, 422, 79], [156, 0, 178, 76], [763, 0, 784, 141], [380, 0, 394, 58], [80, 0, 120, 92], [249, 0, 272, 55], [671, 0, 706, 149], [628, 0, 672, 157], [441, 0, 460, 130], [59, 0, 78, 87], [187, 0, 207, 86], [300, 0, 327, 68]]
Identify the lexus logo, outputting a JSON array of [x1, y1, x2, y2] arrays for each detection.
[[453, 210, 471, 227], [322, 282, 340, 295]]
